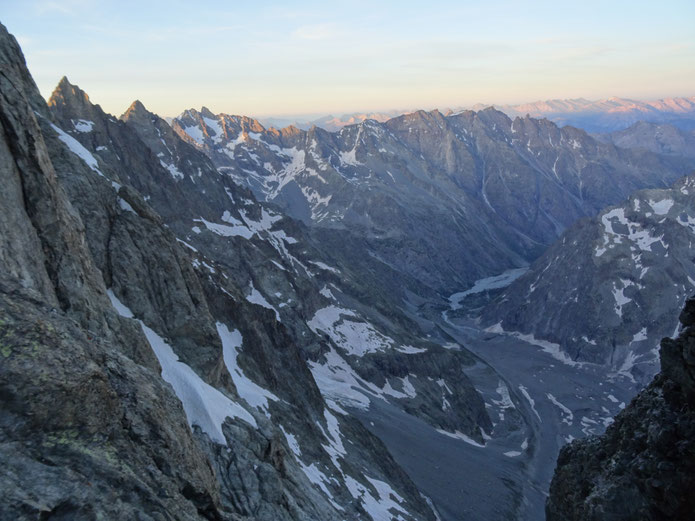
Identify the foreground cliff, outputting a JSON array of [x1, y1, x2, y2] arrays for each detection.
[[0, 23, 225, 520], [546, 297, 695, 520]]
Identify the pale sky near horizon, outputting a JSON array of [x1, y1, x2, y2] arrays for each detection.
[[2, 0, 694, 119]]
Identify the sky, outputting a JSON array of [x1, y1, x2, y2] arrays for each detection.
[[2, 0, 694, 119]]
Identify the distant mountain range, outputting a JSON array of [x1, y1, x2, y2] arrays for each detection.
[[595, 121, 695, 157], [493, 96, 695, 133], [255, 96, 695, 134], [259, 111, 403, 132]]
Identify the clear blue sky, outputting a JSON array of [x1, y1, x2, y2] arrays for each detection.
[[2, 0, 694, 118]]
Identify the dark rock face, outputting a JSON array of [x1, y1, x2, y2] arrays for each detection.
[[546, 297, 695, 520], [0, 279, 226, 521], [0, 24, 223, 520]]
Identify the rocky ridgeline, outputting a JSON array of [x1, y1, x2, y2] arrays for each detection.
[[546, 297, 695, 520], [171, 105, 694, 292], [481, 176, 695, 378]]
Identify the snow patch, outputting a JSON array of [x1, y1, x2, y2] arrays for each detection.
[[246, 282, 281, 321], [397, 345, 427, 354], [217, 322, 279, 412], [612, 279, 633, 318], [51, 123, 104, 176], [308, 306, 394, 356], [339, 148, 361, 167], [546, 393, 573, 425], [107, 290, 256, 444], [596, 206, 665, 256], [183, 124, 205, 144], [72, 119, 94, 132], [319, 285, 336, 300], [309, 348, 374, 410], [448, 268, 528, 310], [436, 429, 486, 447], [518, 384, 541, 422], [648, 198, 674, 215], [203, 117, 223, 143], [632, 327, 648, 342], [160, 160, 184, 180], [309, 260, 340, 274], [612, 350, 639, 382], [486, 323, 580, 367], [118, 197, 135, 214], [345, 475, 409, 521], [195, 217, 253, 239], [279, 425, 301, 457], [299, 462, 343, 511], [318, 409, 347, 471], [308, 348, 417, 411]]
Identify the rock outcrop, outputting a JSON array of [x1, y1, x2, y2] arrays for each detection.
[[546, 297, 695, 520], [0, 23, 224, 520]]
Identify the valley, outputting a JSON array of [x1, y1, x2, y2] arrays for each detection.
[[347, 276, 642, 521], [0, 16, 694, 521]]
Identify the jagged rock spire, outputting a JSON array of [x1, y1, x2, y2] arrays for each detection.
[[48, 75, 90, 107], [200, 106, 216, 119], [121, 99, 150, 121], [47, 76, 96, 121]]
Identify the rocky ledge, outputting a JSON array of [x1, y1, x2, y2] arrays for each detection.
[[546, 297, 695, 520]]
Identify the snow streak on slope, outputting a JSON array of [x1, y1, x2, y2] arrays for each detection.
[[217, 322, 279, 413], [486, 322, 581, 367], [308, 347, 420, 413], [51, 122, 104, 176], [108, 289, 256, 444], [345, 475, 410, 521], [246, 282, 281, 321]]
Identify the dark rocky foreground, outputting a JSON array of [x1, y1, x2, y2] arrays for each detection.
[[546, 297, 695, 520], [0, 24, 223, 519]]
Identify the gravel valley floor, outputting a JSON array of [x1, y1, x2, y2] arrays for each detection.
[[355, 295, 646, 521]]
